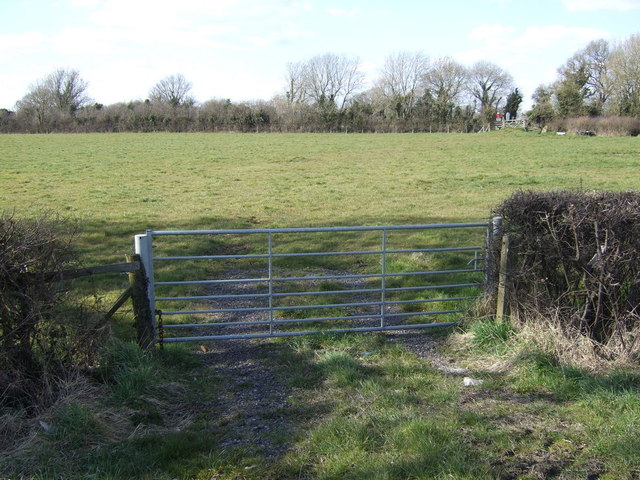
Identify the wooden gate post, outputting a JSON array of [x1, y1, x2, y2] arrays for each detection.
[[485, 216, 503, 295], [126, 253, 156, 350], [495, 234, 510, 321]]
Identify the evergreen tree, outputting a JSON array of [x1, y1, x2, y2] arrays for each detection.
[[504, 88, 523, 119]]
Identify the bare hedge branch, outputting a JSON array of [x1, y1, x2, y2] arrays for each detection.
[[0, 213, 100, 407]]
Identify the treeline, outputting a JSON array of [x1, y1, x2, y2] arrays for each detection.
[[2, 33, 639, 134], [0, 96, 485, 134], [0, 54, 515, 134]]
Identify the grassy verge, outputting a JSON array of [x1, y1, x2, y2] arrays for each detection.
[[2, 326, 638, 479], [0, 341, 218, 479]]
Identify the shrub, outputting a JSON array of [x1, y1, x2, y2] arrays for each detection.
[[0, 213, 104, 408], [490, 191, 640, 360]]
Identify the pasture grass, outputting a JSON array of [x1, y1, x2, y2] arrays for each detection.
[[2, 130, 640, 267]]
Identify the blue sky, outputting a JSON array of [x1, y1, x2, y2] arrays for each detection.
[[1, 0, 639, 110]]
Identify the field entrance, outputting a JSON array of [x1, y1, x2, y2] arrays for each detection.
[[134, 223, 490, 344]]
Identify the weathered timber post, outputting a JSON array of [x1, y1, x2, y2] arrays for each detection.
[[485, 216, 503, 294], [495, 234, 510, 321], [126, 253, 156, 350]]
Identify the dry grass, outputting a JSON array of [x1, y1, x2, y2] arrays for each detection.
[[552, 115, 640, 136], [0, 343, 205, 479], [457, 306, 640, 375], [0, 372, 103, 459], [511, 311, 640, 372]]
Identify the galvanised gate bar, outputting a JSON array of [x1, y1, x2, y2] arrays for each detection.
[[134, 223, 491, 343]]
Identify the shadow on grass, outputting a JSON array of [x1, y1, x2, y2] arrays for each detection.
[[15, 327, 639, 480], [4, 212, 493, 478]]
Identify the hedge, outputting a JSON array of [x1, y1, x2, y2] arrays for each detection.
[[491, 191, 640, 349]]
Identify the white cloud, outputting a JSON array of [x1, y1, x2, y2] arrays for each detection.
[[71, 0, 312, 51], [461, 24, 611, 64], [468, 24, 517, 41], [326, 7, 361, 17], [291, 1, 313, 11], [563, 0, 640, 11], [514, 25, 611, 50], [0, 32, 48, 59], [50, 27, 117, 55], [84, 0, 309, 29], [458, 24, 612, 106], [44, 0, 316, 104], [68, 0, 103, 6], [0, 0, 316, 107]]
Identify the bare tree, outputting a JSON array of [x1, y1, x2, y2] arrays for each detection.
[[284, 61, 308, 104], [558, 39, 612, 114], [582, 39, 613, 112], [285, 54, 364, 112], [15, 84, 54, 131], [149, 74, 195, 107], [15, 68, 90, 131], [425, 57, 468, 124], [609, 34, 640, 116], [47, 69, 90, 115], [281, 53, 364, 129], [303, 53, 364, 112], [375, 51, 429, 119], [467, 61, 514, 118]]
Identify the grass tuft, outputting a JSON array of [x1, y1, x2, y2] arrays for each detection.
[[469, 319, 516, 354]]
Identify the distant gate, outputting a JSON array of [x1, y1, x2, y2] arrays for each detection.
[[134, 222, 493, 343]]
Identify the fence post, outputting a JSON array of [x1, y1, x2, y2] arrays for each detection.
[[126, 253, 156, 349], [485, 216, 502, 293], [132, 232, 157, 349], [495, 234, 510, 321], [134, 233, 156, 314]]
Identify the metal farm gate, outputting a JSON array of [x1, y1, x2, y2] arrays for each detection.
[[134, 222, 492, 344]]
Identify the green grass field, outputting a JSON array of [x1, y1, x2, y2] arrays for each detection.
[[2, 130, 639, 264], [2, 130, 640, 479]]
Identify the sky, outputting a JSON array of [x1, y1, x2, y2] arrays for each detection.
[[1, 0, 640, 111]]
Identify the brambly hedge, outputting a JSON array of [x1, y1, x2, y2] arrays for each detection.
[[491, 190, 640, 360]]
